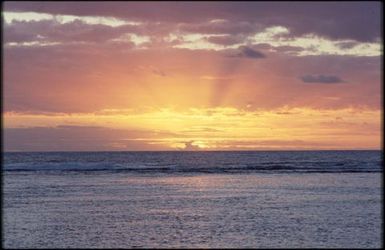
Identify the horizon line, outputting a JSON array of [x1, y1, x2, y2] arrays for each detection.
[[3, 149, 382, 153]]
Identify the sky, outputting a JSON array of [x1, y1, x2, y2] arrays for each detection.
[[2, 1, 383, 151]]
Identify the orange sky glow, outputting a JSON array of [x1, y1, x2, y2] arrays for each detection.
[[3, 2, 382, 151]]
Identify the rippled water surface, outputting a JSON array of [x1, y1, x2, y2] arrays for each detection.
[[4, 150, 382, 173], [3, 151, 383, 248]]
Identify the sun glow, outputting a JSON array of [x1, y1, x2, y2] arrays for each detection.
[[3, 2, 381, 151], [4, 106, 381, 151]]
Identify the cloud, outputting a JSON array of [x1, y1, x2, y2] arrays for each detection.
[[300, 74, 345, 84], [241, 46, 266, 58], [336, 41, 359, 49], [3, 8, 381, 56], [207, 137, 373, 150], [181, 127, 223, 133], [3, 125, 175, 151], [228, 46, 266, 59], [183, 140, 201, 151], [4, 2, 380, 42], [272, 45, 304, 53], [178, 20, 256, 35], [3, 18, 143, 45], [151, 68, 166, 77], [3, 44, 381, 114], [205, 35, 245, 46]]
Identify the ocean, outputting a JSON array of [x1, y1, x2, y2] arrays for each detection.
[[3, 151, 383, 248]]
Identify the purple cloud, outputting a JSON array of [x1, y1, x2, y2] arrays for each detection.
[[228, 46, 266, 59], [300, 74, 345, 84], [4, 2, 381, 41]]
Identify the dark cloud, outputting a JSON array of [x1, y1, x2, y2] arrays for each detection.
[[300, 74, 345, 84], [244, 44, 304, 55], [273, 45, 304, 53], [3, 125, 177, 151], [228, 46, 266, 59], [216, 139, 341, 149], [4, 2, 381, 41], [183, 141, 200, 151]]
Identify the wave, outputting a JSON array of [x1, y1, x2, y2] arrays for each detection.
[[3, 161, 382, 174], [3, 151, 382, 174]]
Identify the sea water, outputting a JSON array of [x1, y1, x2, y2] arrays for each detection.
[[3, 151, 383, 248]]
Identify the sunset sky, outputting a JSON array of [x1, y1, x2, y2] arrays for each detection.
[[3, 1, 382, 151]]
